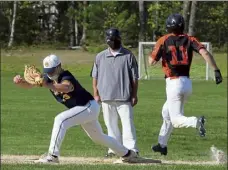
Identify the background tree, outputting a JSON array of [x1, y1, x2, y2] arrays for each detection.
[[188, 1, 197, 36], [182, 1, 191, 33], [68, 1, 76, 47], [8, 1, 17, 48], [80, 1, 88, 46], [138, 1, 146, 41], [0, 1, 226, 50]]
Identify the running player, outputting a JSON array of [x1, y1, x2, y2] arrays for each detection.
[[148, 14, 223, 156]]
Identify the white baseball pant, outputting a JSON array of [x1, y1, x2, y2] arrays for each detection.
[[101, 101, 138, 154], [158, 76, 200, 146], [48, 100, 128, 157]]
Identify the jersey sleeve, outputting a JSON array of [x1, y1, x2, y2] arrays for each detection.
[[60, 72, 75, 92], [129, 53, 139, 80], [189, 36, 205, 53], [90, 55, 99, 79], [150, 37, 165, 61], [61, 72, 74, 83]]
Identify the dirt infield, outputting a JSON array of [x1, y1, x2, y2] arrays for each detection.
[[1, 155, 226, 166]]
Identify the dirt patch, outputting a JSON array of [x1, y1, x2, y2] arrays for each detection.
[[210, 145, 227, 164], [1, 155, 226, 166]]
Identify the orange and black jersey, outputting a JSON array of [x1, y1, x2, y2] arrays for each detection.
[[150, 33, 205, 78]]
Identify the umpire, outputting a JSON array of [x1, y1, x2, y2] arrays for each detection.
[[91, 28, 139, 157]]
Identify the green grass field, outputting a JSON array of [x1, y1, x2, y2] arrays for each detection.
[[1, 48, 227, 170]]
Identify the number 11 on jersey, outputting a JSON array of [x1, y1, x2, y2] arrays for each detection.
[[168, 45, 189, 65]]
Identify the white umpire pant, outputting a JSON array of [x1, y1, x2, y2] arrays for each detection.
[[101, 101, 138, 154], [48, 100, 128, 157], [158, 76, 200, 146]]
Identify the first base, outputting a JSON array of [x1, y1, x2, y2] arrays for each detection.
[[113, 157, 162, 164]]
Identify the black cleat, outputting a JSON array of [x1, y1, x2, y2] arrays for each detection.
[[105, 152, 116, 158], [152, 143, 167, 156], [198, 116, 206, 137]]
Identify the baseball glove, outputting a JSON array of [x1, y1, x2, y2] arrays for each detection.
[[24, 65, 44, 86]]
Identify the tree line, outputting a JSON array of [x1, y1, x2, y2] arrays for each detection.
[[0, 1, 227, 50]]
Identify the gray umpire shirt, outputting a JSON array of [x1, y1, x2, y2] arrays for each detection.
[[91, 47, 139, 102]]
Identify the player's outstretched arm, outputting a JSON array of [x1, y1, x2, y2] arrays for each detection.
[[148, 38, 163, 66], [13, 75, 34, 89], [199, 48, 223, 84], [42, 80, 74, 93], [199, 49, 219, 70], [148, 56, 158, 66]]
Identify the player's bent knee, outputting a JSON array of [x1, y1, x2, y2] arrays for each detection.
[[162, 110, 169, 118], [171, 119, 182, 128], [54, 115, 63, 123], [54, 115, 68, 129]]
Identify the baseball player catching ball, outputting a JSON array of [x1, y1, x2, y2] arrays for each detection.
[[148, 13, 223, 156], [13, 54, 139, 163]]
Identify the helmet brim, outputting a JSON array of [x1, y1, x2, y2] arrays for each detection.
[[43, 67, 56, 74]]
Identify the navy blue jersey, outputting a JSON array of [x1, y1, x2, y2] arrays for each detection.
[[44, 70, 94, 108]]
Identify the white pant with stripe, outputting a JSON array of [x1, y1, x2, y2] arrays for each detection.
[[48, 100, 128, 157], [101, 101, 138, 154], [158, 76, 200, 146]]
